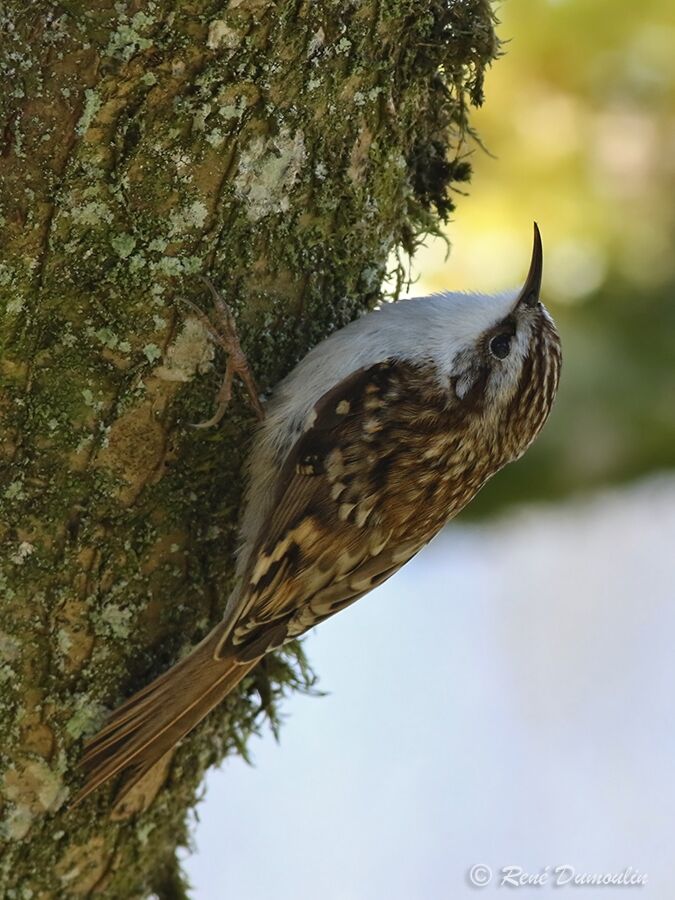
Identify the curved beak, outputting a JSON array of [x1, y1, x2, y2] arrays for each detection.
[[516, 222, 543, 308]]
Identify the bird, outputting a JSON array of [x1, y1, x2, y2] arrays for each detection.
[[74, 223, 561, 806]]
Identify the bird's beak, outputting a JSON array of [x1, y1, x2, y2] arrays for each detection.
[[516, 222, 543, 308]]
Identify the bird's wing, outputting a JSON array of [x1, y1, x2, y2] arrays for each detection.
[[218, 358, 449, 661], [74, 359, 451, 803]]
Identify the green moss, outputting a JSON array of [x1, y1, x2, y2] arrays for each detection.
[[105, 20, 154, 61], [69, 200, 114, 226], [111, 233, 137, 259], [142, 343, 162, 363], [76, 88, 101, 135]]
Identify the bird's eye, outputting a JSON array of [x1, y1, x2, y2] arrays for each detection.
[[489, 333, 512, 360]]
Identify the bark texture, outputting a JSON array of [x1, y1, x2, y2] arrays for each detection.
[[0, 1, 497, 895]]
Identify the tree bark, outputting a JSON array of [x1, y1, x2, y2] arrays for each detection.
[[0, 1, 497, 895]]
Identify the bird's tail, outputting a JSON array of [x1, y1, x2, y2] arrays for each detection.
[[72, 627, 259, 808]]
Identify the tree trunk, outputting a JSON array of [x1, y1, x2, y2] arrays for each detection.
[[0, 1, 497, 895]]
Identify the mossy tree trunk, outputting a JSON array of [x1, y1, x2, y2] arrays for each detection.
[[0, 1, 497, 896]]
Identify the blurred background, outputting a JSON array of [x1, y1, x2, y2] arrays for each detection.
[[184, 0, 675, 896], [405, 0, 675, 512]]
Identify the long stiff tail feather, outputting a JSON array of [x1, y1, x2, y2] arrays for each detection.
[[72, 628, 259, 807]]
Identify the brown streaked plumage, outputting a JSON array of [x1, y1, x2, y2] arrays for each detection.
[[74, 224, 561, 807]]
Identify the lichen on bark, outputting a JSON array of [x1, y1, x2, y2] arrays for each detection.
[[0, 0, 498, 895]]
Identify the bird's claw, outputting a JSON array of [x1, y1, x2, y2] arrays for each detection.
[[178, 279, 264, 427]]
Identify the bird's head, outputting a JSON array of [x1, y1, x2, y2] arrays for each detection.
[[448, 224, 562, 461]]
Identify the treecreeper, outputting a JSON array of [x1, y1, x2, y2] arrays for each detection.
[[74, 223, 561, 806]]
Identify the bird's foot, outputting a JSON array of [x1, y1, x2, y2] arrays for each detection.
[[180, 277, 265, 428]]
